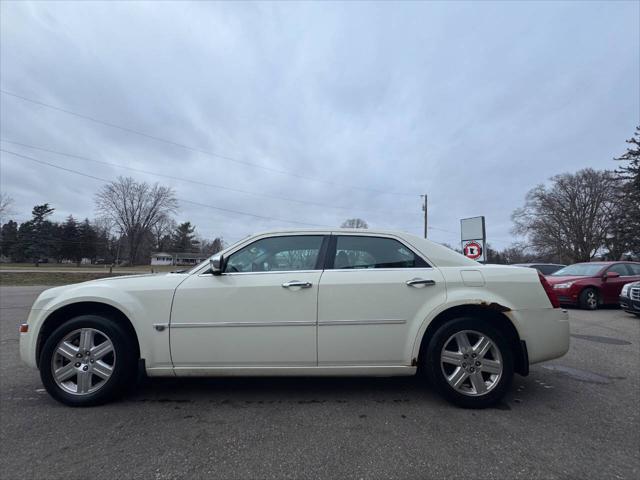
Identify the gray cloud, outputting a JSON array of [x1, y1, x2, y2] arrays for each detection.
[[1, 0, 638, 247]]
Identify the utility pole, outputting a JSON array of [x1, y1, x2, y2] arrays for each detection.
[[421, 194, 428, 238]]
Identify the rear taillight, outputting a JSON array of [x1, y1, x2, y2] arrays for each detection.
[[538, 272, 560, 308]]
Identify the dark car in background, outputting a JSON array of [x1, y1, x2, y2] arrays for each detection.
[[619, 281, 640, 317], [514, 263, 566, 275], [545, 262, 640, 310]]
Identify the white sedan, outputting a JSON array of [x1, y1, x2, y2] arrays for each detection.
[[19, 229, 569, 408]]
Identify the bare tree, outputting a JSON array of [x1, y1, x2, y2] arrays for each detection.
[[512, 169, 617, 263], [200, 237, 224, 256], [150, 214, 176, 252], [0, 193, 14, 220], [341, 218, 368, 229], [95, 177, 178, 264]]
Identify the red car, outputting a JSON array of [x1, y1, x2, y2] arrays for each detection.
[[545, 261, 640, 310]]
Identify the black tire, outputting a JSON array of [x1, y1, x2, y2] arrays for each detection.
[[39, 315, 137, 406], [423, 317, 514, 409], [579, 288, 599, 310]]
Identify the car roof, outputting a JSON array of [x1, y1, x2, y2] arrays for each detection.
[[248, 227, 410, 235], [513, 263, 565, 266], [571, 261, 639, 265]]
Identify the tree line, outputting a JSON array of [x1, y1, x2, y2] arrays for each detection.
[[0, 177, 224, 265], [1, 128, 637, 266]]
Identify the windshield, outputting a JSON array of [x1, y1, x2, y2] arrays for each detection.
[[551, 264, 603, 277]]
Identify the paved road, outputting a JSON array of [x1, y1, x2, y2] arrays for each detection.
[[1, 286, 638, 480]]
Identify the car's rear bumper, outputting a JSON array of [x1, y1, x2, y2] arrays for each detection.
[[509, 308, 570, 365]]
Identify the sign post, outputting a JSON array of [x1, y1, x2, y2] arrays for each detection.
[[461, 216, 486, 262]]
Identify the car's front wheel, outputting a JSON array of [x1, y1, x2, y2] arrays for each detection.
[[39, 314, 137, 406], [424, 317, 514, 408], [579, 288, 599, 310]]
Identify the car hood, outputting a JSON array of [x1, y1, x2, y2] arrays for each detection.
[[31, 272, 190, 310]]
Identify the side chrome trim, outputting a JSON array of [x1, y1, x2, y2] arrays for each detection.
[[170, 321, 316, 328], [318, 319, 406, 326]]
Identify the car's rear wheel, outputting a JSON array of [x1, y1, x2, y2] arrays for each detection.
[[39, 315, 137, 406], [424, 317, 514, 408], [579, 288, 599, 310]]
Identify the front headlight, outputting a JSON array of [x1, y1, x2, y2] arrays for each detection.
[[621, 284, 631, 297], [553, 282, 574, 290]]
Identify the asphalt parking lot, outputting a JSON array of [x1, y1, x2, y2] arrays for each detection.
[[1, 286, 638, 480]]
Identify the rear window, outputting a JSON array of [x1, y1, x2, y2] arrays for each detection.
[[536, 264, 564, 275]]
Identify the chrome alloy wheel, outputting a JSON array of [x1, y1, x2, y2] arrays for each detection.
[[440, 330, 503, 396], [51, 328, 116, 395], [585, 290, 598, 309]]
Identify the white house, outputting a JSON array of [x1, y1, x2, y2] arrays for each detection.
[[150, 252, 208, 266]]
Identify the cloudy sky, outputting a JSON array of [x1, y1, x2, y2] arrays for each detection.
[[1, 1, 638, 248]]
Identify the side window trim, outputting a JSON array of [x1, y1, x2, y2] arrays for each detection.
[[325, 234, 431, 270], [314, 235, 331, 270], [324, 234, 337, 270]]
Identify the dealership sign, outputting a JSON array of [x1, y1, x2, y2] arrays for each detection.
[[463, 240, 483, 260], [460, 216, 486, 262]]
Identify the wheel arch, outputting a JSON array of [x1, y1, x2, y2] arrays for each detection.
[[416, 304, 528, 376], [36, 302, 140, 369]]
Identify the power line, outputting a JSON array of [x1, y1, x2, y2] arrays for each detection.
[[1, 89, 416, 197], [2, 147, 469, 238], [0, 139, 402, 216], [0, 149, 333, 228]]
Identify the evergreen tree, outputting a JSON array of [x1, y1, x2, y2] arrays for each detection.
[[60, 215, 80, 263], [612, 126, 640, 257], [78, 219, 97, 263], [25, 204, 55, 265], [171, 222, 199, 252], [0, 220, 18, 260]]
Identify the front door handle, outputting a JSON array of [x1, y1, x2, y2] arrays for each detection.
[[406, 278, 436, 287], [282, 280, 312, 289]]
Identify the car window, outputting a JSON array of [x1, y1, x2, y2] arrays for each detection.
[[536, 265, 559, 275], [607, 264, 631, 276], [224, 235, 324, 272], [551, 264, 604, 276], [628, 264, 640, 275], [332, 236, 428, 269]]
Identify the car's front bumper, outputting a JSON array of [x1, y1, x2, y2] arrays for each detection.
[[553, 289, 579, 306], [509, 308, 570, 365], [19, 308, 47, 369], [619, 295, 640, 314]]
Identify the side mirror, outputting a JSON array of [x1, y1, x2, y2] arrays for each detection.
[[604, 271, 620, 280], [210, 255, 224, 275]]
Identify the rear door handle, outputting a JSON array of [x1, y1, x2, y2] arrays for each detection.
[[406, 278, 436, 287], [282, 281, 312, 289]]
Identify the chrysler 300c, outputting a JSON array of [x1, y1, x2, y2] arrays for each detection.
[[19, 230, 569, 408]]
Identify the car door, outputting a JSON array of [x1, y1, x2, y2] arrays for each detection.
[[317, 234, 446, 366], [601, 263, 635, 303], [170, 234, 327, 370]]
